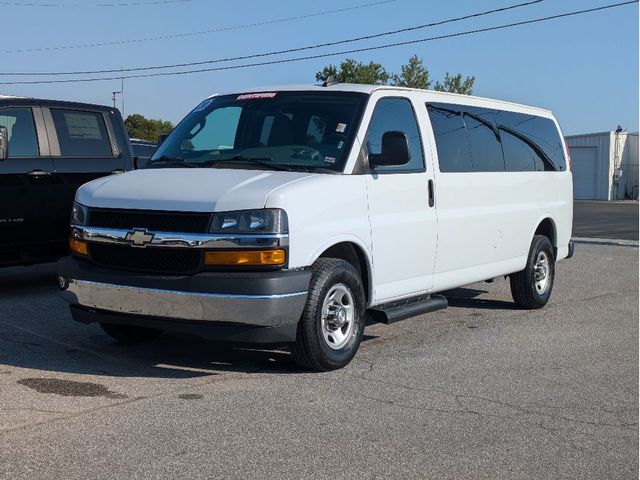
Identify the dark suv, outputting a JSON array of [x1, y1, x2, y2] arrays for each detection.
[[0, 97, 134, 267]]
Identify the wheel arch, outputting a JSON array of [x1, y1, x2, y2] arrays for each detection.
[[532, 217, 558, 258], [310, 239, 373, 306]]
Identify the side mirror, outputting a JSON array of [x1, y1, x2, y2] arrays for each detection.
[[0, 126, 8, 161], [369, 131, 410, 168], [158, 133, 169, 145]]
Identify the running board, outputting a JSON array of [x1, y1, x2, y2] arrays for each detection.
[[368, 294, 448, 325]]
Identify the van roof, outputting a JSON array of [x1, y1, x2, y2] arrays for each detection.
[[208, 83, 553, 116]]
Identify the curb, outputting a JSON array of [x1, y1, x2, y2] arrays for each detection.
[[572, 237, 639, 248]]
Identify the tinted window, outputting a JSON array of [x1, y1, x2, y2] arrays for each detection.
[[366, 97, 424, 173], [51, 109, 113, 157], [427, 104, 472, 172], [463, 107, 504, 172], [0, 107, 39, 157], [494, 111, 565, 171]]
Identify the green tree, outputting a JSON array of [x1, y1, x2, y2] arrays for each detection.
[[434, 72, 476, 95], [315, 59, 390, 85], [391, 54, 430, 89], [315, 56, 475, 94], [124, 114, 173, 143]]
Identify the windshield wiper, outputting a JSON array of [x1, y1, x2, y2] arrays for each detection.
[[146, 156, 197, 168], [204, 155, 293, 172]]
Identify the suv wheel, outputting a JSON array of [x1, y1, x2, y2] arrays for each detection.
[[291, 258, 366, 371], [510, 235, 555, 309]]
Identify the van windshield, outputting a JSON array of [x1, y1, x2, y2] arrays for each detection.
[[149, 91, 368, 173]]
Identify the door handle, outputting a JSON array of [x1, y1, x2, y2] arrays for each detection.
[[428, 179, 435, 207], [111, 169, 125, 174], [27, 169, 52, 177]]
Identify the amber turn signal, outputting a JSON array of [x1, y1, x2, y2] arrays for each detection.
[[204, 249, 286, 266], [69, 237, 88, 256]]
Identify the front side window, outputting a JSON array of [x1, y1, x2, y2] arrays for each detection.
[[365, 97, 424, 173], [151, 91, 368, 172], [0, 107, 39, 157], [50, 109, 113, 157]]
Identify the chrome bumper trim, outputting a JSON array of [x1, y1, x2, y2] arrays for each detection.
[[61, 279, 307, 326], [71, 225, 288, 250]]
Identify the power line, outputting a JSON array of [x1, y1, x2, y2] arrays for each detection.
[[0, 0, 636, 85], [0, 0, 543, 76], [1, 0, 398, 54], [1, 0, 190, 6]]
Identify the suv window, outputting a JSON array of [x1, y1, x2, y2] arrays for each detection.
[[366, 97, 424, 173], [427, 104, 472, 172], [494, 111, 566, 171], [463, 107, 505, 172], [50, 109, 113, 157], [0, 107, 39, 157]]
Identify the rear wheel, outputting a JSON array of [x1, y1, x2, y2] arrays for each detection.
[[510, 235, 555, 309], [291, 258, 366, 371], [100, 323, 163, 344]]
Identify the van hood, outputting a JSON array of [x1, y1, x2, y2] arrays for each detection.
[[76, 168, 314, 212]]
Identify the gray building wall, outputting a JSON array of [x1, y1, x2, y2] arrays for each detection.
[[565, 132, 639, 200]]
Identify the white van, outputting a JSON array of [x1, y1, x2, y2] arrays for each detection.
[[58, 83, 574, 371]]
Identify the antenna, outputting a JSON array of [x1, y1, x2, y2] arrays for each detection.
[[111, 91, 121, 110], [322, 75, 339, 87]]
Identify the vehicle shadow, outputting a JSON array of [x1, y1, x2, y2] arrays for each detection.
[[442, 287, 518, 311], [0, 263, 59, 293]]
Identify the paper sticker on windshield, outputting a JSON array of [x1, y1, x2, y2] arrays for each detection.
[[193, 99, 214, 112], [237, 92, 277, 100], [336, 123, 347, 133], [324, 156, 336, 164]]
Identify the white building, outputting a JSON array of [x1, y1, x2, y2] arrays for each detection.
[[566, 131, 639, 200]]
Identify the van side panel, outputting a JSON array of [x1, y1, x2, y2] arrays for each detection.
[[422, 99, 572, 292]]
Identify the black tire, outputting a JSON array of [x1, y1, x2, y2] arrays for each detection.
[[99, 323, 163, 344], [291, 258, 366, 372], [510, 235, 555, 309]]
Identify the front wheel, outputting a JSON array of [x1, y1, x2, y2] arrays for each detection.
[[510, 235, 555, 309], [291, 258, 366, 371]]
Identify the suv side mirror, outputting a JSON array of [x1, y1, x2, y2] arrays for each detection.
[[0, 126, 8, 161], [369, 131, 410, 168]]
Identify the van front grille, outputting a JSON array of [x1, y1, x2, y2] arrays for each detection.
[[88, 244, 202, 274], [87, 209, 211, 234]]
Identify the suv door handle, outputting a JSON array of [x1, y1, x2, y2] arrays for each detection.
[[428, 179, 435, 207], [27, 169, 52, 177], [111, 169, 125, 174]]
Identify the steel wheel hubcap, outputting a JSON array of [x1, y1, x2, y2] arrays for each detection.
[[321, 283, 355, 350], [534, 251, 551, 294]]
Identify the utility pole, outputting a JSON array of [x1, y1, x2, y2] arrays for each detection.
[[112, 91, 121, 110]]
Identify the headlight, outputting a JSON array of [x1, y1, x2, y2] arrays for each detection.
[[209, 209, 288, 234], [70, 202, 88, 226]]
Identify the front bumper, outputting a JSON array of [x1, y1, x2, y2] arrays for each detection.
[[57, 256, 310, 338]]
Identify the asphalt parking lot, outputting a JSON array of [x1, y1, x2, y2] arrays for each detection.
[[573, 200, 639, 240], [0, 239, 637, 479]]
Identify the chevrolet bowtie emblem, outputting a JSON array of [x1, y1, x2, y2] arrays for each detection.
[[125, 229, 155, 247]]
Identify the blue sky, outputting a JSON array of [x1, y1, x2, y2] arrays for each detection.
[[1, 0, 638, 135]]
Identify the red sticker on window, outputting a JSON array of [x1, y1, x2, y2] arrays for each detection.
[[237, 92, 277, 100]]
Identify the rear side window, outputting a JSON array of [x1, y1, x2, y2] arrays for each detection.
[[463, 107, 504, 172], [427, 104, 472, 172], [493, 111, 566, 171], [0, 107, 39, 157], [50, 109, 113, 157], [366, 97, 424, 173], [428, 103, 565, 172]]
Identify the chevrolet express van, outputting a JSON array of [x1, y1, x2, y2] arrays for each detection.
[[58, 84, 574, 371], [0, 97, 133, 266]]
